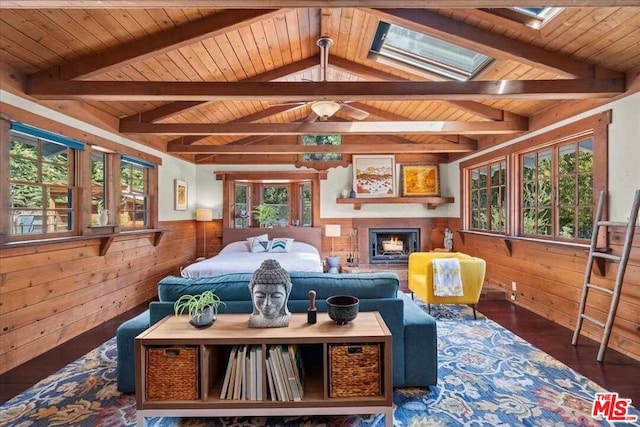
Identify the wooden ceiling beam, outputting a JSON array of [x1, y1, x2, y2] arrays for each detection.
[[31, 9, 285, 81], [3, 1, 637, 8], [368, 8, 619, 78], [120, 57, 318, 124], [168, 141, 477, 154], [30, 79, 624, 101], [125, 120, 526, 136], [330, 56, 509, 121]]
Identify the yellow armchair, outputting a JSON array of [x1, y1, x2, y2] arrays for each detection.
[[408, 252, 486, 319]]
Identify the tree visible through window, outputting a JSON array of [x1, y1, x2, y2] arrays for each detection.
[[301, 135, 342, 161], [120, 160, 149, 229]]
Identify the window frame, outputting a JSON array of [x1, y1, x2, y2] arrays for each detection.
[[467, 158, 508, 234], [461, 111, 610, 245], [1, 116, 160, 244], [217, 171, 327, 229]]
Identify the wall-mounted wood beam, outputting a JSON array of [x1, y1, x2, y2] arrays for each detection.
[[368, 9, 620, 78], [3, 1, 637, 8], [168, 141, 477, 154], [30, 9, 286, 81], [129, 120, 526, 136], [30, 79, 625, 101]]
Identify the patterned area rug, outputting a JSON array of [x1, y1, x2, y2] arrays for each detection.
[[1, 304, 638, 426]]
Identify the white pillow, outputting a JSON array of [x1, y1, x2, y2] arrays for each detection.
[[267, 237, 294, 253], [246, 234, 269, 253]]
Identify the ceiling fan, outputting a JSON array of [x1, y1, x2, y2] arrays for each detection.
[[277, 37, 370, 122]]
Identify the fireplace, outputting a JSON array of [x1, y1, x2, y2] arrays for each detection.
[[369, 228, 420, 264]]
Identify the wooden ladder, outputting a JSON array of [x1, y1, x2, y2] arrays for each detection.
[[571, 189, 640, 362]]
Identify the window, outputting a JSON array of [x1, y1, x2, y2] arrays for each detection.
[[521, 136, 594, 240], [480, 7, 563, 30], [370, 22, 493, 81], [120, 156, 152, 230], [217, 171, 325, 229], [90, 149, 108, 226], [469, 160, 507, 233], [301, 135, 342, 162], [462, 112, 608, 244], [9, 122, 81, 238]]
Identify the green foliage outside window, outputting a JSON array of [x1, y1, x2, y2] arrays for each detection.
[[301, 135, 342, 161]]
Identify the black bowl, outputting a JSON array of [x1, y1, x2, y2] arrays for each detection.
[[326, 295, 359, 325]]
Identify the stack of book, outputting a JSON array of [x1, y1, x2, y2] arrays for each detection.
[[219, 344, 305, 401]]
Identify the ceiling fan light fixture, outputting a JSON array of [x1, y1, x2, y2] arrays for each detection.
[[310, 100, 341, 119]]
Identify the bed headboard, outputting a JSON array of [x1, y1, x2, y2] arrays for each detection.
[[222, 227, 322, 252]]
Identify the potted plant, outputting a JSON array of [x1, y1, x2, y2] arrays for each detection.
[[174, 290, 225, 327], [253, 203, 277, 227]]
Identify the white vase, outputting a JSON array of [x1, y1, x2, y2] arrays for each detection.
[[98, 209, 109, 226]]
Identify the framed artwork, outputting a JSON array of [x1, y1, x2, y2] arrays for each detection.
[[174, 179, 188, 210], [352, 155, 396, 197], [401, 164, 440, 196]]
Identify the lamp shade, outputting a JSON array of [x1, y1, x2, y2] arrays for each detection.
[[196, 208, 213, 222], [325, 224, 341, 237], [310, 100, 341, 118]]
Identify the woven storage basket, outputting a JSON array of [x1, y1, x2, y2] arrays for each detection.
[[329, 344, 381, 398], [146, 346, 199, 401]]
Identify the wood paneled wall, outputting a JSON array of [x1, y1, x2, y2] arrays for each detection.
[[0, 220, 195, 374], [450, 218, 640, 361]]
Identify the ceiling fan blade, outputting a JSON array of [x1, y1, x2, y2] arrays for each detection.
[[304, 111, 319, 123], [340, 103, 370, 120]]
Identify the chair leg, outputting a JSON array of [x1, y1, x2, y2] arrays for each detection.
[[411, 292, 414, 300], [472, 304, 477, 320], [427, 304, 431, 314]]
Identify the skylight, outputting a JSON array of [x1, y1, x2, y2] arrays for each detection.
[[370, 22, 493, 81], [481, 7, 563, 29]]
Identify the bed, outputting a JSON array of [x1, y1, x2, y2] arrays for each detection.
[[181, 227, 324, 278]]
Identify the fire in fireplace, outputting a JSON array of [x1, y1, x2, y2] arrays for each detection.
[[369, 228, 420, 264]]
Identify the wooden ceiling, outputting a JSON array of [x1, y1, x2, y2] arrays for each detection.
[[1, 1, 639, 164]]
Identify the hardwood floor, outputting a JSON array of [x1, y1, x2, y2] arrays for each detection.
[[1, 299, 638, 407]]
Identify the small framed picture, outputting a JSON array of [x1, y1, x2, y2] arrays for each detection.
[[352, 155, 396, 197], [174, 179, 188, 210], [401, 165, 440, 197]]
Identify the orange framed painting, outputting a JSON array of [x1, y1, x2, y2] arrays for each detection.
[[401, 165, 440, 196]]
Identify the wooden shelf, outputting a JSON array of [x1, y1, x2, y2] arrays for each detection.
[[336, 196, 454, 210]]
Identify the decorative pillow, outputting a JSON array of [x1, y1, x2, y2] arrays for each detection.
[[246, 234, 269, 253], [267, 237, 294, 253]]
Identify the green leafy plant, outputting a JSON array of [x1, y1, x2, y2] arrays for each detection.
[[253, 203, 277, 227], [174, 290, 225, 318]]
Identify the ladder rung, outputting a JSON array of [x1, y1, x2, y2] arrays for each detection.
[[586, 283, 614, 295], [597, 220, 629, 227], [592, 252, 621, 262], [581, 314, 605, 328]]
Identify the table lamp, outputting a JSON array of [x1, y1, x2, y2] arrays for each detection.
[[196, 208, 213, 259], [325, 224, 341, 273]]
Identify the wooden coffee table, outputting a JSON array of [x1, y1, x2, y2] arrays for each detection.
[[135, 312, 393, 426]]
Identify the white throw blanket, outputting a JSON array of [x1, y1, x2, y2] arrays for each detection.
[[432, 258, 464, 297]]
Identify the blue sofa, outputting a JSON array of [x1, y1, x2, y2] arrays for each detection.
[[116, 271, 437, 392]]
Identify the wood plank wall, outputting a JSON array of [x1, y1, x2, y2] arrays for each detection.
[[0, 220, 195, 374], [450, 218, 640, 361]]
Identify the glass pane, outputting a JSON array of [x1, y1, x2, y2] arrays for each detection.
[[490, 207, 501, 231], [381, 23, 493, 80], [537, 150, 552, 179], [302, 183, 312, 227], [42, 161, 69, 185], [491, 187, 499, 207], [578, 207, 593, 239], [471, 190, 479, 208], [131, 167, 146, 192], [491, 164, 500, 184], [478, 167, 487, 188], [471, 210, 479, 228], [499, 162, 506, 184], [11, 184, 43, 208], [478, 209, 487, 229], [91, 151, 107, 223], [471, 170, 479, 189], [523, 209, 536, 234], [42, 141, 68, 164], [522, 182, 536, 207], [263, 186, 289, 222], [578, 174, 593, 205], [10, 157, 38, 182], [558, 143, 576, 174], [119, 211, 133, 227], [522, 154, 536, 181], [538, 208, 552, 235], [11, 210, 43, 235], [134, 196, 146, 211], [301, 134, 342, 161], [559, 207, 575, 238], [134, 211, 147, 223], [538, 179, 552, 206], [558, 176, 576, 205], [46, 209, 69, 232], [10, 136, 38, 159], [578, 139, 594, 173], [479, 188, 487, 207], [121, 165, 131, 188]]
